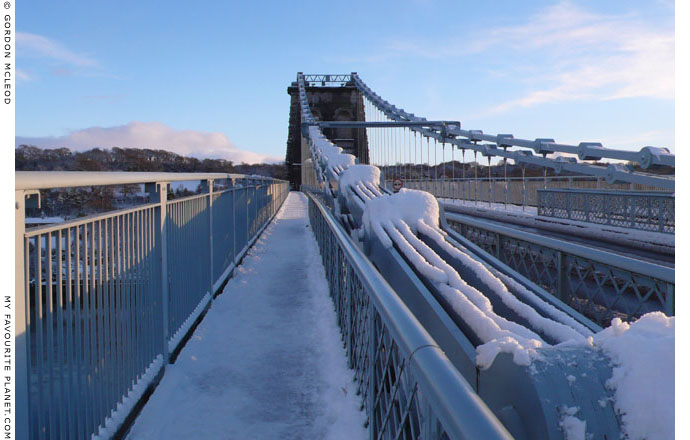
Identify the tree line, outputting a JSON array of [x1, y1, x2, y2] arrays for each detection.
[[15, 145, 288, 178], [16, 145, 288, 219]]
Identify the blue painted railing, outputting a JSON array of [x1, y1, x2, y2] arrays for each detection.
[[15, 171, 289, 440], [444, 212, 674, 326], [398, 176, 669, 208], [306, 191, 513, 440], [537, 188, 674, 234]]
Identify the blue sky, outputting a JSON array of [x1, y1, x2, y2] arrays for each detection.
[[15, 0, 674, 164]]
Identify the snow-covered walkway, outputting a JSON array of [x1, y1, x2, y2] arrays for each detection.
[[127, 192, 366, 440]]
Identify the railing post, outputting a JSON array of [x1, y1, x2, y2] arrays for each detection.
[[557, 251, 567, 302], [367, 299, 376, 438], [245, 178, 250, 243], [146, 182, 170, 362], [230, 178, 237, 269], [628, 196, 635, 229], [665, 283, 674, 316], [202, 179, 214, 292], [15, 190, 30, 440], [658, 196, 665, 233], [606, 194, 612, 225]]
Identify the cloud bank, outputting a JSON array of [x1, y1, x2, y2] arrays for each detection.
[[477, 1, 674, 114], [16, 121, 283, 164]]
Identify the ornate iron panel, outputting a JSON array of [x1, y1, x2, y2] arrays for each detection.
[[537, 189, 674, 234], [447, 219, 674, 327]]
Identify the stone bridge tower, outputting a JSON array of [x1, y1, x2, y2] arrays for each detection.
[[286, 76, 369, 188]]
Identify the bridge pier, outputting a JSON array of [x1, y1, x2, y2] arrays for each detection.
[[286, 79, 368, 189]]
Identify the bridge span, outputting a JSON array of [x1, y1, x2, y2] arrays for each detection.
[[14, 72, 674, 440]]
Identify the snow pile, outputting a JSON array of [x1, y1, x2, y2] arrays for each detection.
[[419, 222, 590, 345], [362, 189, 439, 248], [360, 189, 585, 368], [339, 165, 382, 201], [168, 293, 212, 353], [559, 406, 587, 440], [95, 355, 164, 439], [307, 126, 356, 177], [327, 153, 356, 174], [592, 312, 674, 440], [476, 336, 542, 367]]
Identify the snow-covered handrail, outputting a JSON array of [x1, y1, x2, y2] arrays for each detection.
[[307, 191, 513, 440]]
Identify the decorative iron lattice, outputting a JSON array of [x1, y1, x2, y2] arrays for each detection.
[[302, 74, 352, 85], [308, 197, 467, 439], [537, 189, 674, 234], [448, 221, 674, 327]]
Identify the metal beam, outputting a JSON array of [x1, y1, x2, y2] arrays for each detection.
[[306, 120, 460, 128]]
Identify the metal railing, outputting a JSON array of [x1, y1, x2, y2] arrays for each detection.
[[444, 212, 674, 327], [306, 192, 513, 440], [15, 171, 289, 440], [396, 175, 670, 208], [537, 188, 675, 234]]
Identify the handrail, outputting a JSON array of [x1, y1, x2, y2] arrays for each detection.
[[15, 171, 282, 190], [445, 212, 674, 283], [307, 192, 513, 440], [537, 188, 675, 196]]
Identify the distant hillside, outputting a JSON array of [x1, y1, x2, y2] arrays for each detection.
[[15, 145, 288, 180]]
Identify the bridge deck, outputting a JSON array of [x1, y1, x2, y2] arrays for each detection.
[[127, 192, 366, 439]]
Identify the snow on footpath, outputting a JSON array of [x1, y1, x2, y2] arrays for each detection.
[[127, 192, 367, 440]]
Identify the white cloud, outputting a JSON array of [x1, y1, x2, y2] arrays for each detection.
[[363, 2, 672, 113], [16, 121, 283, 164], [17, 32, 99, 67], [472, 1, 674, 113]]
